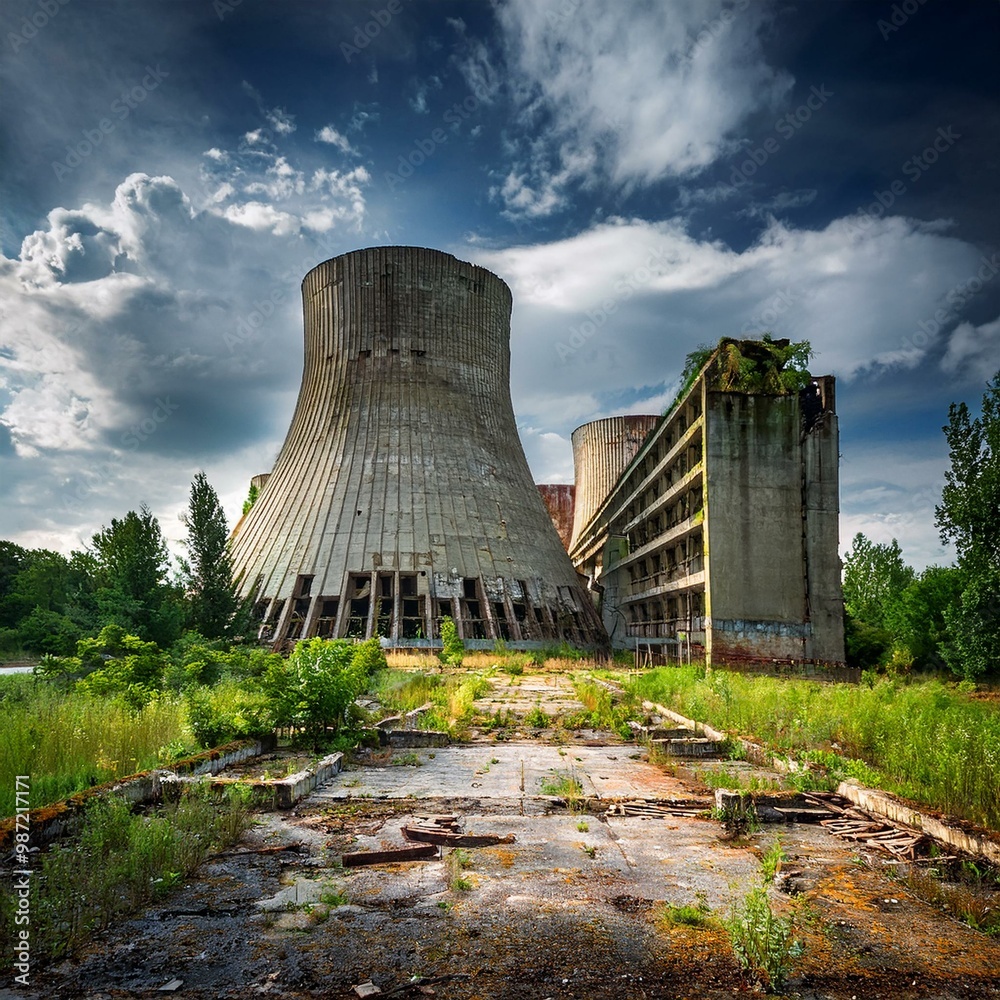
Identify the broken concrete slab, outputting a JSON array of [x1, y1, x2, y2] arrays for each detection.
[[272, 751, 343, 808]]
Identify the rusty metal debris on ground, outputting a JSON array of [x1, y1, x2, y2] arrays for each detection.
[[341, 844, 440, 867], [401, 814, 515, 848]]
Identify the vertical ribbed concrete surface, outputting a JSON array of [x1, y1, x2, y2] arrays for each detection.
[[569, 415, 660, 550], [230, 247, 606, 647], [537, 484, 576, 551]]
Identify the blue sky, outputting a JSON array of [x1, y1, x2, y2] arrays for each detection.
[[1, 0, 997, 570]]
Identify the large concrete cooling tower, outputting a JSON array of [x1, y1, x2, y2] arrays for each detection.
[[569, 415, 660, 551], [230, 246, 607, 649]]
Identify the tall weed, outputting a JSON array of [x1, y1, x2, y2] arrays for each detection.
[[0, 679, 192, 817], [630, 668, 1000, 830]]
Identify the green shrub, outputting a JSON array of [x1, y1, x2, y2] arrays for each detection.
[[724, 884, 800, 992], [185, 683, 275, 747], [439, 616, 464, 667], [263, 637, 377, 742], [351, 636, 388, 677]]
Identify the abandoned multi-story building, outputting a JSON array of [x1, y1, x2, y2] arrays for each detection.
[[230, 246, 844, 665], [555, 339, 845, 666], [229, 246, 607, 649]]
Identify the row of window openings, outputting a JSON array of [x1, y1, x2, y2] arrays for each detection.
[[256, 574, 570, 640], [627, 489, 704, 547], [259, 595, 574, 642], [624, 446, 702, 522], [628, 534, 704, 586], [629, 592, 705, 626], [627, 402, 703, 484]]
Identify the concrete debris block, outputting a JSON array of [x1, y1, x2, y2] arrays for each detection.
[[353, 981, 382, 997], [157, 979, 184, 992], [388, 729, 450, 749]]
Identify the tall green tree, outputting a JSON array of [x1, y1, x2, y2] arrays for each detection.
[[935, 371, 1000, 678], [0, 541, 28, 627], [841, 533, 915, 669], [842, 533, 915, 629], [181, 472, 239, 638], [884, 565, 965, 669], [92, 505, 182, 644]]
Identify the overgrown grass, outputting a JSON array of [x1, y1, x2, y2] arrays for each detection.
[[539, 769, 585, 810], [630, 666, 1000, 831], [570, 677, 641, 737], [367, 669, 445, 713], [0, 783, 253, 965], [0, 676, 194, 818], [368, 668, 492, 736]]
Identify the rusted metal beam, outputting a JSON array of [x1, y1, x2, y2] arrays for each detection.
[[401, 825, 515, 848], [341, 845, 439, 867]]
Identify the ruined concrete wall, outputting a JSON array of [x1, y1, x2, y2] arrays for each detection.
[[537, 484, 576, 551], [229, 246, 607, 648], [802, 378, 846, 663], [704, 392, 808, 663], [703, 386, 844, 666], [569, 415, 659, 550]]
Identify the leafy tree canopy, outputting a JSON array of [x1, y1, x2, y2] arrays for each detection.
[[936, 371, 1000, 678], [842, 533, 915, 631]]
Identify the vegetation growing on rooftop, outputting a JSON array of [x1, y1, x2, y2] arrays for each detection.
[[665, 335, 813, 417]]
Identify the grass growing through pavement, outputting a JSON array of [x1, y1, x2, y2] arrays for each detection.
[[630, 666, 1000, 831], [0, 675, 194, 818], [447, 847, 474, 891], [659, 894, 713, 928], [539, 769, 585, 810], [568, 676, 642, 736]]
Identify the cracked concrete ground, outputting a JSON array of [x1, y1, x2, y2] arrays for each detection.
[[5, 672, 1000, 1000]]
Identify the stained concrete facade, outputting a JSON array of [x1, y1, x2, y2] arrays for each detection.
[[566, 344, 845, 666], [537, 484, 576, 551], [229, 247, 606, 649]]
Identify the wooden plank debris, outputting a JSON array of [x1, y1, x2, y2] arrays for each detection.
[[820, 808, 927, 860], [342, 845, 439, 867], [605, 798, 710, 818]]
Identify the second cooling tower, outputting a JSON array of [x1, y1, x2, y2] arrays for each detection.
[[230, 246, 607, 648]]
